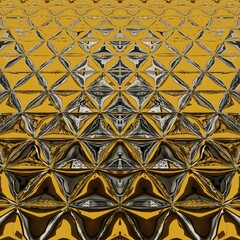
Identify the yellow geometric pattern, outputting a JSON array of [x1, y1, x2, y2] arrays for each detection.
[[0, 0, 239, 239]]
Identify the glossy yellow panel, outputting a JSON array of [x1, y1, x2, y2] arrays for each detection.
[[0, 0, 239, 239]]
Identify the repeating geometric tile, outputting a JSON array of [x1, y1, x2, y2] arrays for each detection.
[[0, 0, 239, 239]]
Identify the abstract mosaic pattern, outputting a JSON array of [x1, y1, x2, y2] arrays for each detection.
[[0, 0, 240, 239]]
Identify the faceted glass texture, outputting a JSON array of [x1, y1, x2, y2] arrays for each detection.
[[0, 0, 239, 239]]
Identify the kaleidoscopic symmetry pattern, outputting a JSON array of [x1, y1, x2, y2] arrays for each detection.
[[0, 0, 240, 239]]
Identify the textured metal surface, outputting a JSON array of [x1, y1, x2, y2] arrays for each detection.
[[0, 0, 240, 239]]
